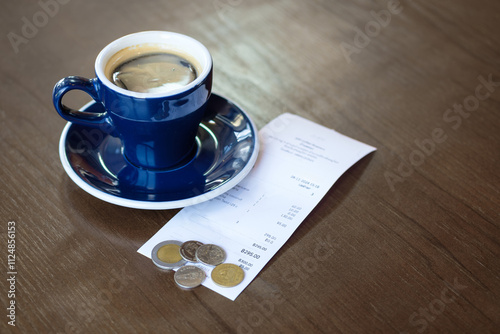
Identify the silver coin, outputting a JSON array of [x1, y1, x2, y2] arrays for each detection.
[[151, 240, 186, 270], [174, 265, 206, 289], [180, 240, 204, 262], [195, 244, 226, 266]]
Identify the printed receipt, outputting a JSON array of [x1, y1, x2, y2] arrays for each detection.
[[138, 113, 376, 300]]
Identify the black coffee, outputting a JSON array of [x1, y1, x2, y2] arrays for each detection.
[[111, 53, 197, 94]]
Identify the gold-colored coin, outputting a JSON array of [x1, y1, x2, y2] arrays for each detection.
[[157, 244, 182, 263], [151, 240, 186, 270], [211, 263, 245, 288]]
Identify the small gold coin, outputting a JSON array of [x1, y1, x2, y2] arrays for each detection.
[[211, 263, 245, 288]]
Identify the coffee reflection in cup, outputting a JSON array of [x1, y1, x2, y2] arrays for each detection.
[[104, 45, 202, 94]]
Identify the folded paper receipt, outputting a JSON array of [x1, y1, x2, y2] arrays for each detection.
[[138, 113, 376, 300]]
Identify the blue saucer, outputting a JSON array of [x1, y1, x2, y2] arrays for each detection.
[[59, 94, 259, 209]]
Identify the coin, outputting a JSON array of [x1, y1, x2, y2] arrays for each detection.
[[211, 263, 245, 287], [180, 240, 204, 262], [151, 240, 186, 270], [174, 265, 206, 289], [195, 244, 226, 266]]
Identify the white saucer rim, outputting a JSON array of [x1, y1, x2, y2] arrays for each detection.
[[59, 95, 260, 210]]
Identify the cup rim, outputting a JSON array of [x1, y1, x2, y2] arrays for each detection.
[[95, 31, 212, 98]]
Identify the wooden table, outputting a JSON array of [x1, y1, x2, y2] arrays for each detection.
[[1, 0, 499, 333]]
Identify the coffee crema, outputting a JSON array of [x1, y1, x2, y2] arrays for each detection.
[[104, 44, 202, 94]]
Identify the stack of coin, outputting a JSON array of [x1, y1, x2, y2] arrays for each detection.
[[151, 239, 245, 290]]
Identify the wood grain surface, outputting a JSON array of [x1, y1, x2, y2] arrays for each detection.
[[1, 0, 499, 333]]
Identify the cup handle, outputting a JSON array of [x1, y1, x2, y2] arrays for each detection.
[[53, 76, 114, 131]]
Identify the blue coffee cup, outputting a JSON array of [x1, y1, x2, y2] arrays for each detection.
[[53, 31, 213, 170]]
